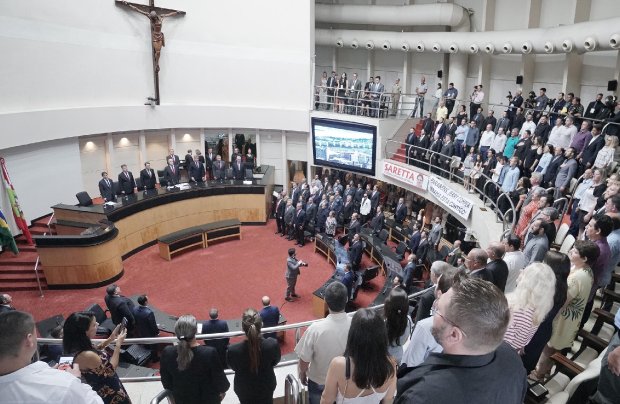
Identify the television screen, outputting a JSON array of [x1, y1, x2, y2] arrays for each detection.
[[311, 118, 377, 176]]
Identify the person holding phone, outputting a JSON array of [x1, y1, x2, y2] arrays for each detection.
[[63, 311, 131, 404]]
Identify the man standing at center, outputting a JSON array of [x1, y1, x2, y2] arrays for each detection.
[[285, 248, 306, 302], [413, 76, 428, 118], [295, 282, 351, 404]]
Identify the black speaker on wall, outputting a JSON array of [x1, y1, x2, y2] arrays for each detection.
[[516, 75, 523, 85], [608, 80, 618, 92], [437, 70, 443, 78]]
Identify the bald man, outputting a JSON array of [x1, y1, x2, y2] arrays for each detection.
[[259, 296, 280, 340]]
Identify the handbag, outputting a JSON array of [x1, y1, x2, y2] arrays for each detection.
[[337, 356, 352, 404]]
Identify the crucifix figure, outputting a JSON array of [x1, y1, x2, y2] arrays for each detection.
[[117, 0, 185, 104]]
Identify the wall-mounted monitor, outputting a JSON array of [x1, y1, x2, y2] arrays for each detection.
[[311, 118, 377, 176]]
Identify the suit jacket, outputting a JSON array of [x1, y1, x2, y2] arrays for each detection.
[[348, 220, 361, 244], [470, 268, 494, 283], [495, 117, 510, 134], [232, 161, 245, 180], [415, 288, 435, 323], [554, 158, 578, 189], [422, 119, 434, 135], [202, 319, 230, 363], [343, 202, 354, 221], [284, 205, 295, 225], [205, 153, 215, 171], [581, 135, 605, 167], [446, 247, 462, 266], [428, 223, 442, 246], [293, 209, 306, 228], [118, 171, 135, 194], [402, 262, 417, 293], [440, 142, 455, 164], [486, 259, 509, 292], [259, 305, 281, 339], [371, 213, 384, 235], [348, 240, 363, 266], [349, 79, 362, 99], [104, 294, 135, 327], [99, 178, 115, 202], [395, 203, 407, 224], [188, 161, 206, 182], [139, 168, 157, 190], [184, 154, 193, 171], [542, 155, 565, 186], [305, 203, 317, 227], [212, 160, 226, 180], [276, 199, 287, 219], [434, 123, 447, 139], [166, 154, 181, 168], [408, 231, 421, 254], [132, 305, 159, 338], [163, 165, 180, 186], [286, 256, 303, 278], [354, 187, 365, 204], [370, 191, 380, 209], [371, 82, 385, 99], [417, 238, 430, 264]]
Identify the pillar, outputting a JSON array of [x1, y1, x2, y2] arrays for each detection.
[[255, 129, 261, 166], [281, 131, 288, 194], [138, 130, 146, 167], [105, 133, 113, 174], [561, 0, 591, 94]]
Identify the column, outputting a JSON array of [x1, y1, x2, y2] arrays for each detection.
[[332, 47, 338, 72], [282, 131, 288, 194], [199, 128, 206, 157], [138, 130, 146, 167], [520, 0, 541, 93], [367, 50, 375, 77], [561, 0, 590, 94], [447, 53, 467, 109], [228, 128, 234, 162], [402, 52, 412, 95], [169, 129, 176, 153], [105, 133, 113, 174], [255, 129, 261, 166], [476, 0, 494, 109]]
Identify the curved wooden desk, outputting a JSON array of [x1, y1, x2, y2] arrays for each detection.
[[35, 167, 275, 288]]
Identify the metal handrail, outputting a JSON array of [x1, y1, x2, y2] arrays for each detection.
[[383, 139, 517, 231], [33, 232, 45, 298], [285, 374, 303, 404], [149, 389, 175, 404], [46, 212, 55, 235]]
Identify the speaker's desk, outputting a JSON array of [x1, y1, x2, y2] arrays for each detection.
[[34, 167, 275, 288]]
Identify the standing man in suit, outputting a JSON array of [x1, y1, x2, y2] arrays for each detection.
[[370, 185, 380, 218], [402, 254, 420, 294], [305, 199, 318, 234], [326, 71, 337, 111], [259, 296, 280, 340], [446, 240, 462, 266], [275, 194, 287, 236], [465, 248, 494, 283], [405, 128, 417, 165], [104, 284, 135, 332], [485, 242, 509, 292], [284, 199, 296, 240], [285, 248, 307, 302], [294, 203, 306, 247], [183, 149, 193, 173], [370, 76, 385, 118], [428, 217, 443, 250], [579, 124, 605, 173], [370, 205, 384, 235], [348, 73, 362, 114], [348, 233, 363, 272], [230, 147, 241, 164], [133, 295, 159, 361], [212, 155, 226, 181], [202, 308, 229, 368], [98, 171, 115, 202], [408, 222, 421, 254], [163, 157, 180, 186], [554, 147, 578, 200], [347, 213, 361, 246], [188, 155, 206, 182], [0, 294, 15, 313], [118, 164, 136, 196], [205, 147, 215, 180], [440, 134, 455, 177], [394, 197, 407, 225], [166, 148, 180, 169], [232, 155, 245, 180], [139, 162, 157, 190]]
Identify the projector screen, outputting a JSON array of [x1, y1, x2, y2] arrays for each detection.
[[311, 118, 377, 176]]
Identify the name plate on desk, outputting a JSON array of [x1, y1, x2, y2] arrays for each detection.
[[243, 180, 253, 185]]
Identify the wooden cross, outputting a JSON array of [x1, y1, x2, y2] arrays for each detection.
[[116, 0, 186, 105]]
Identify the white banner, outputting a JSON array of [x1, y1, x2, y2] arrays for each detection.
[[427, 176, 474, 220], [382, 161, 428, 190]]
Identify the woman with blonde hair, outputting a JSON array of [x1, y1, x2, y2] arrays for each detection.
[[227, 308, 281, 404], [593, 134, 618, 170], [160, 315, 229, 404], [503, 263, 556, 353]]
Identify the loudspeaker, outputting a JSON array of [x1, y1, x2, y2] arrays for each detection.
[[437, 70, 443, 78], [516, 75, 523, 85], [608, 80, 618, 92]]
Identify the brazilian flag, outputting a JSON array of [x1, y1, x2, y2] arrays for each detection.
[[0, 208, 18, 254]]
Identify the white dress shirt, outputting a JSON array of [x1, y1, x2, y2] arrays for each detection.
[[401, 316, 442, 368], [503, 251, 526, 293], [0, 361, 103, 404], [491, 134, 507, 154], [479, 130, 496, 147]]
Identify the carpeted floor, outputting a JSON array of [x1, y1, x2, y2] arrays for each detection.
[[10, 220, 384, 354]]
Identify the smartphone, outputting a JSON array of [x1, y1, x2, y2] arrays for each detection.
[[120, 317, 128, 332], [58, 356, 74, 366]]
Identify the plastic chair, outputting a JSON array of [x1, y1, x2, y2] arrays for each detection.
[[552, 223, 570, 248], [558, 234, 575, 254]]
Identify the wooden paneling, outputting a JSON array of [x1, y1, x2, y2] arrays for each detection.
[[53, 209, 106, 226]]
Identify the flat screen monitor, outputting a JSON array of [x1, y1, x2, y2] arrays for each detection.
[[311, 118, 377, 176]]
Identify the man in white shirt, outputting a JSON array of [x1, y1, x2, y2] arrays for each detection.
[[295, 282, 351, 404], [519, 114, 536, 137], [435, 100, 448, 122], [563, 116, 578, 148], [412, 76, 428, 118], [479, 124, 496, 161], [502, 234, 526, 293], [547, 117, 565, 148], [469, 85, 484, 120], [491, 128, 507, 155], [0, 311, 103, 404]]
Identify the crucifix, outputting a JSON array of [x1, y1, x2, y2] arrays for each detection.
[[116, 0, 186, 105]]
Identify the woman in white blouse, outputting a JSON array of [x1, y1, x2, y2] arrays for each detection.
[[593, 135, 618, 170]]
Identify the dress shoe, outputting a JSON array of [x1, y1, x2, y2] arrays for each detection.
[[285, 297, 294, 302], [291, 294, 300, 298], [297, 244, 304, 247]]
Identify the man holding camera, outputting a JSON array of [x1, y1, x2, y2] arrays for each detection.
[[285, 248, 308, 302]]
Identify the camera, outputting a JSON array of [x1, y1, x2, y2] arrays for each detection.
[[506, 91, 513, 99], [547, 98, 556, 107], [300, 262, 309, 267]]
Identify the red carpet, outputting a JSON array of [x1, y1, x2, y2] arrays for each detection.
[[8, 220, 385, 354]]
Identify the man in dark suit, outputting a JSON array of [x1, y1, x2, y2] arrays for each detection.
[[343, 195, 355, 224], [394, 197, 407, 225], [275, 194, 287, 236], [259, 296, 280, 340], [347, 213, 361, 246], [327, 71, 337, 110], [0, 294, 15, 313], [439, 134, 455, 177], [370, 185, 380, 218], [428, 133, 443, 174], [370, 205, 384, 235], [118, 164, 136, 195], [104, 284, 135, 331], [341, 264, 356, 301], [163, 157, 180, 186], [166, 148, 181, 169], [465, 248, 494, 283], [212, 155, 226, 181], [421, 113, 434, 135], [293, 203, 306, 247], [202, 308, 229, 368], [402, 254, 422, 294], [348, 233, 363, 272], [188, 155, 206, 182], [579, 124, 605, 172], [232, 155, 245, 180], [354, 183, 365, 209], [408, 222, 421, 254], [405, 127, 417, 165], [485, 242, 509, 292], [305, 199, 318, 234], [205, 147, 215, 180], [542, 146, 565, 187], [184, 150, 193, 173], [139, 162, 157, 190], [230, 147, 241, 164], [416, 231, 431, 266], [98, 171, 115, 202], [132, 295, 159, 338]]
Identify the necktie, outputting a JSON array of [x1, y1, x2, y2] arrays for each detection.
[[148, 169, 151, 177], [196, 162, 199, 168], [171, 165, 175, 174], [106, 179, 110, 187]]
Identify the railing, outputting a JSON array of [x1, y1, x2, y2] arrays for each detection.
[[149, 389, 174, 404], [46, 212, 55, 235], [32, 232, 45, 298], [383, 140, 517, 233], [284, 374, 303, 404]]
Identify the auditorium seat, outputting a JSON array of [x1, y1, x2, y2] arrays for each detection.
[[135, 178, 143, 190], [394, 241, 407, 261], [75, 191, 93, 207], [543, 348, 606, 404], [86, 303, 115, 337]]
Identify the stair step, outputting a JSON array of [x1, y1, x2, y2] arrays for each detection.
[[0, 281, 48, 291], [0, 273, 46, 282], [0, 265, 39, 274]]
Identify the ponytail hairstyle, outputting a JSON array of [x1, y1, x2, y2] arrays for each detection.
[[174, 315, 197, 371], [384, 287, 409, 347], [241, 308, 263, 374]]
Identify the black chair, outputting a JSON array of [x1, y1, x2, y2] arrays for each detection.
[[135, 178, 143, 190], [159, 177, 168, 187], [36, 314, 64, 338], [85, 303, 115, 336], [438, 245, 450, 261], [359, 265, 380, 290], [394, 241, 408, 261], [244, 168, 254, 180], [157, 169, 165, 178], [113, 181, 122, 196], [226, 168, 234, 179], [378, 229, 389, 244], [75, 191, 93, 207]]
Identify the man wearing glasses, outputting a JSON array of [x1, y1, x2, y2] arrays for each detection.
[[396, 277, 528, 403]]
